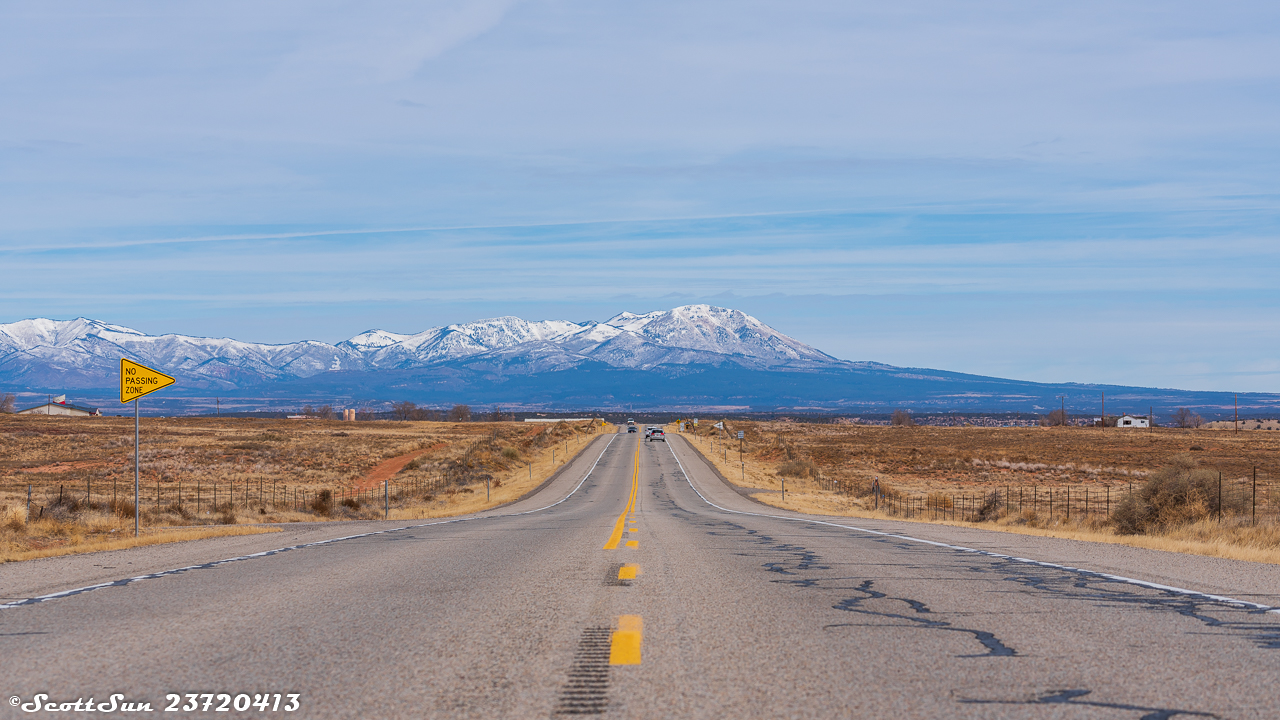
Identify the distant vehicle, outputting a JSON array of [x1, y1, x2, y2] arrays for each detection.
[[647, 428, 665, 442], [627, 426, 638, 433], [627, 418, 635, 425]]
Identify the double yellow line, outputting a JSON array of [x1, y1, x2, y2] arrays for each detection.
[[603, 440, 640, 550]]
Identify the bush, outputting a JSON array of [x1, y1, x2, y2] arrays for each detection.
[[891, 409, 914, 427], [5, 513, 25, 532], [1112, 456, 1235, 534], [970, 491, 1003, 522], [310, 489, 333, 516]]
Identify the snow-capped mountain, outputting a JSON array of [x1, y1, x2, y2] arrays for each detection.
[[0, 317, 367, 389], [0, 305, 845, 391], [4, 307, 1274, 415]]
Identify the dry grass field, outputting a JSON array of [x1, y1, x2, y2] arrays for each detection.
[[679, 420, 1280, 563], [0, 415, 604, 562]]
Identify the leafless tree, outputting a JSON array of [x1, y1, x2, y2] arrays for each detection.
[[1042, 408, 1068, 426], [488, 405, 504, 422], [890, 409, 914, 427], [0, 393, 15, 413], [392, 401, 417, 421], [1171, 407, 1204, 428], [448, 404, 472, 422]]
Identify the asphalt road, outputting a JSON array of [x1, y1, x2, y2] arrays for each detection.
[[3, 431, 1280, 719]]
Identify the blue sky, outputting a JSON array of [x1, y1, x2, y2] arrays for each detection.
[[2, 1, 1278, 391]]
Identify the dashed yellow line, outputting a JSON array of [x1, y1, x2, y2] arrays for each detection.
[[609, 615, 643, 665], [603, 440, 641, 550], [618, 564, 639, 580]]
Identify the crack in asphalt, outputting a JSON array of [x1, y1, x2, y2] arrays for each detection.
[[686, 515, 1019, 658], [974, 557, 1280, 651], [824, 579, 1017, 657], [959, 688, 1219, 719]]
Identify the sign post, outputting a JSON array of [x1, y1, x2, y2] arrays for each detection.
[[120, 359, 177, 537]]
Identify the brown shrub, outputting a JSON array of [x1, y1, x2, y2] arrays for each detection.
[[970, 491, 1003, 522], [310, 489, 333, 516], [1112, 455, 1236, 534]]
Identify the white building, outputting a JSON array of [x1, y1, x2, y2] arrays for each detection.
[[17, 402, 101, 417], [1116, 414, 1150, 428]]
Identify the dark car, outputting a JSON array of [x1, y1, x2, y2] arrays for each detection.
[[647, 428, 665, 442], [628, 426, 637, 433]]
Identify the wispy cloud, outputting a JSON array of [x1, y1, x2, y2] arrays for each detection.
[[1, 1, 1277, 391]]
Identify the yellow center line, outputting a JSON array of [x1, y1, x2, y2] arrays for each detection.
[[618, 564, 639, 580], [609, 615, 643, 665], [603, 439, 641, 550]]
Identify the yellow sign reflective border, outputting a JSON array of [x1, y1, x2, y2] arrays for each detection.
[[120, 358, 177, 404]]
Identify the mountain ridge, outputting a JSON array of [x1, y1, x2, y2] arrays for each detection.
[[2, 306, 1277, 416], [0, 305, 843, 391]]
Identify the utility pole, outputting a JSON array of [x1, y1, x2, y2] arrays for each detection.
[[1235, 393, 1239, 433], [1101, 391, 1105, 428]]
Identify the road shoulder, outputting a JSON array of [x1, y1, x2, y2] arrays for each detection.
[[668, 434, 1280, 606]]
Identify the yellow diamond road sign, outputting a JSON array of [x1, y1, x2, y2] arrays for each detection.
[[120, 358, 176, 404]]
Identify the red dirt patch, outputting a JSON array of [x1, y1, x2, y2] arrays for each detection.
[[352, 443, 446, 492]]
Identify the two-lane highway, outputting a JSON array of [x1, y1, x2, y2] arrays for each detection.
[[3, 431, 1279, 718]]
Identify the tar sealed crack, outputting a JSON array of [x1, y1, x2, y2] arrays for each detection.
[[978, 557, 1280, 651], [960, 688, 1218, 719], [825, 579, 1017, 657]]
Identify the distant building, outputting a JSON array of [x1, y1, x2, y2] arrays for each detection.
[[17, 402, 100, 417], [1116, 414, 1150, 428]]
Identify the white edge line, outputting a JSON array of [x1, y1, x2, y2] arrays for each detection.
[[0, 434, 618, 610], [665, 437, 1280, 615]]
